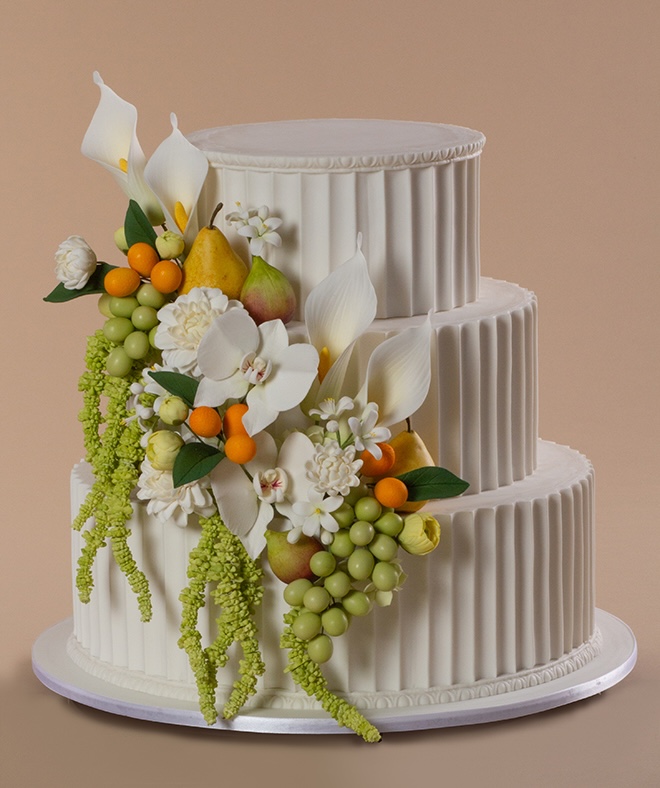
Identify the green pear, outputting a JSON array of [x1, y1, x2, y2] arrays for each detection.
[[387, 427, 436, 512], [264, 530, 323, 584], [179, 203, 248, 298]]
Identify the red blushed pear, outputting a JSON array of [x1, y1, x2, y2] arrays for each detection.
[[240, 256, 296, 325], [264, 530, 323, 583]]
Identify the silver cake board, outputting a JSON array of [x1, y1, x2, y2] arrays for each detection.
[[32, 609, 636, 735]]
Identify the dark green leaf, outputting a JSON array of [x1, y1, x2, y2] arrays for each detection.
[[43, 262, 117, 302], [147, 370, 200, 408], [396, 466, 469, 500], [124, 199, 158, 247], [173, 442, 224, 487]]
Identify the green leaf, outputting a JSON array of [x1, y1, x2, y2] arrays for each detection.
[[124, 199, 158, 247], [396, 466, 469, 500], [43, 263, 117, 303], [147, 371, 199, 408], [173, 442, 224, 487]]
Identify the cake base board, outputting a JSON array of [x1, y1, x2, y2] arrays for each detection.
[[32, 609, 636, 735]]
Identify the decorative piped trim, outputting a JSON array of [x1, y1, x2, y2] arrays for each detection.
[[66, 627, 602, 712]]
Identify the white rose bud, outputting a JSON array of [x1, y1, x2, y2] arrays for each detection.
[[398, 512, 441, 555], [158, 396, 189, 426], [146, 430, 184, 470], [54, 236, 97, 290], [156, 231, 185, 260]]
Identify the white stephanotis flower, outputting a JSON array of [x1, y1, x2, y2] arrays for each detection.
[[309, 396, 354, 433], [227, 204, 283, 257], [154, 287, 242, 376], [195, 309, 319, 435], [291, 488, 343, 542], [136, 457, 216, 528], [307, 441, 362, 497], [348, 402, 391, 459], [81, 72, 163, 225], [54, 236, 97, 290]]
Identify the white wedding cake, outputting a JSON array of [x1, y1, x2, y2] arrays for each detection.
[[48, 80, 600, 741]]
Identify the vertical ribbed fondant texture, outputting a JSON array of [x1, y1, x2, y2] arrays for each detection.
[[190, 119, 485, 319], [70, 441, 597, 708]]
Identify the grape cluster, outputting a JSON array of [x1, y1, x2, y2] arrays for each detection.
[[99, 283, 168, 377], [283, 488, 406, 665]]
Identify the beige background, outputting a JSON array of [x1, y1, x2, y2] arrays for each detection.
[[2, 1, 658, 785]]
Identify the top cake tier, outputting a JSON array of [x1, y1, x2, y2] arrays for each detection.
[[188, 120, 486, 320]]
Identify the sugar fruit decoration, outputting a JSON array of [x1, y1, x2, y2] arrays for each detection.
[[44, 73, 469, 743]]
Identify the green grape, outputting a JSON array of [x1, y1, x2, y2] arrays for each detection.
[[124, 331, 150, 360], [321, 606, 350, 637], [103, 317, 134, 344], [136, 283, 167, 309], [109, 295, 139, 318], [374, 511, 404, 537], [106, 346, 132, 377], [369, 533, 399, 562], [349, 520, 375, 546], [98, 293, 114, 318], [347, 548, 375, 580], [283, 578, 314, 607], [323, 570, 352, 599], [354, 496, 382, 522], [307, 634, 333, 664], [309, 551, 337, 578], [332, 502, 355, 529], [328, 530, 355, 558], [131, 305, 159, 331], [148, 325, 159, 348], [342, 590, 372, 617], [292, 611, 322, 641], [371, 561, 399, 592], [302, 586, 331, 614], [345, 484, 370, 506]]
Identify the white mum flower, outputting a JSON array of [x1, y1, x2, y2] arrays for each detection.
[[136, 458, 216, 527], [307, 440, 362, 497], [347, 402, 391, 459], [154, 287, 242, 376], [54, 236, 97, 290]]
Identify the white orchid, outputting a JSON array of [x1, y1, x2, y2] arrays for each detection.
[[226, 204, 283, 257], [81, 72, 163, 225], [143, 113, 210, 251], [195, 309, 319, 436]]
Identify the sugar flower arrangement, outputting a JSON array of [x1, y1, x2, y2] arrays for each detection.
[[46, 73, 469, 742]]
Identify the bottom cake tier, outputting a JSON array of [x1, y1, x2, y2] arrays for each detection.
[[69, 440, 600, 711]]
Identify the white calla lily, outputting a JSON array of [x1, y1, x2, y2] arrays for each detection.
[[304, 235, 377, 381], [357, 315, 433, 427], [144, 113, 209, 251], [81, 72, 163, 225]]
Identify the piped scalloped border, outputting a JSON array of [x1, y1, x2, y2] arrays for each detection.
[[65, 627, 603, 712]]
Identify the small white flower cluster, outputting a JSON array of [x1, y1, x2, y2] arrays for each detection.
[[137, 458, 215, 528], [226, 203, 283, 257], [307, 441, 362, 497]]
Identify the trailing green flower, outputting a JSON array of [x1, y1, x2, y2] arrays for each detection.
[[178, 512, 265, 725], [281, 609, 381, 743]]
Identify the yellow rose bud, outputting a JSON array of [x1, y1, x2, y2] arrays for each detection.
[[156, 230, 185, 260], [158, 395, 189, 426], [398, 512, 441, 555], [146, 430, 184, 471]]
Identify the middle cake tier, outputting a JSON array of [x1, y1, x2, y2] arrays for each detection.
[[288, 276, 538, 494]]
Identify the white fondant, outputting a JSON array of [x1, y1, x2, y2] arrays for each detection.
[[190, 119, 484, 318]]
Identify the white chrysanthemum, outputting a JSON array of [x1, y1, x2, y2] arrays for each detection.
[[154, 287, 242, 376], [307, 440, 362, 497], [54, 236, 97, 289], [136, 458, 215, 527]]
